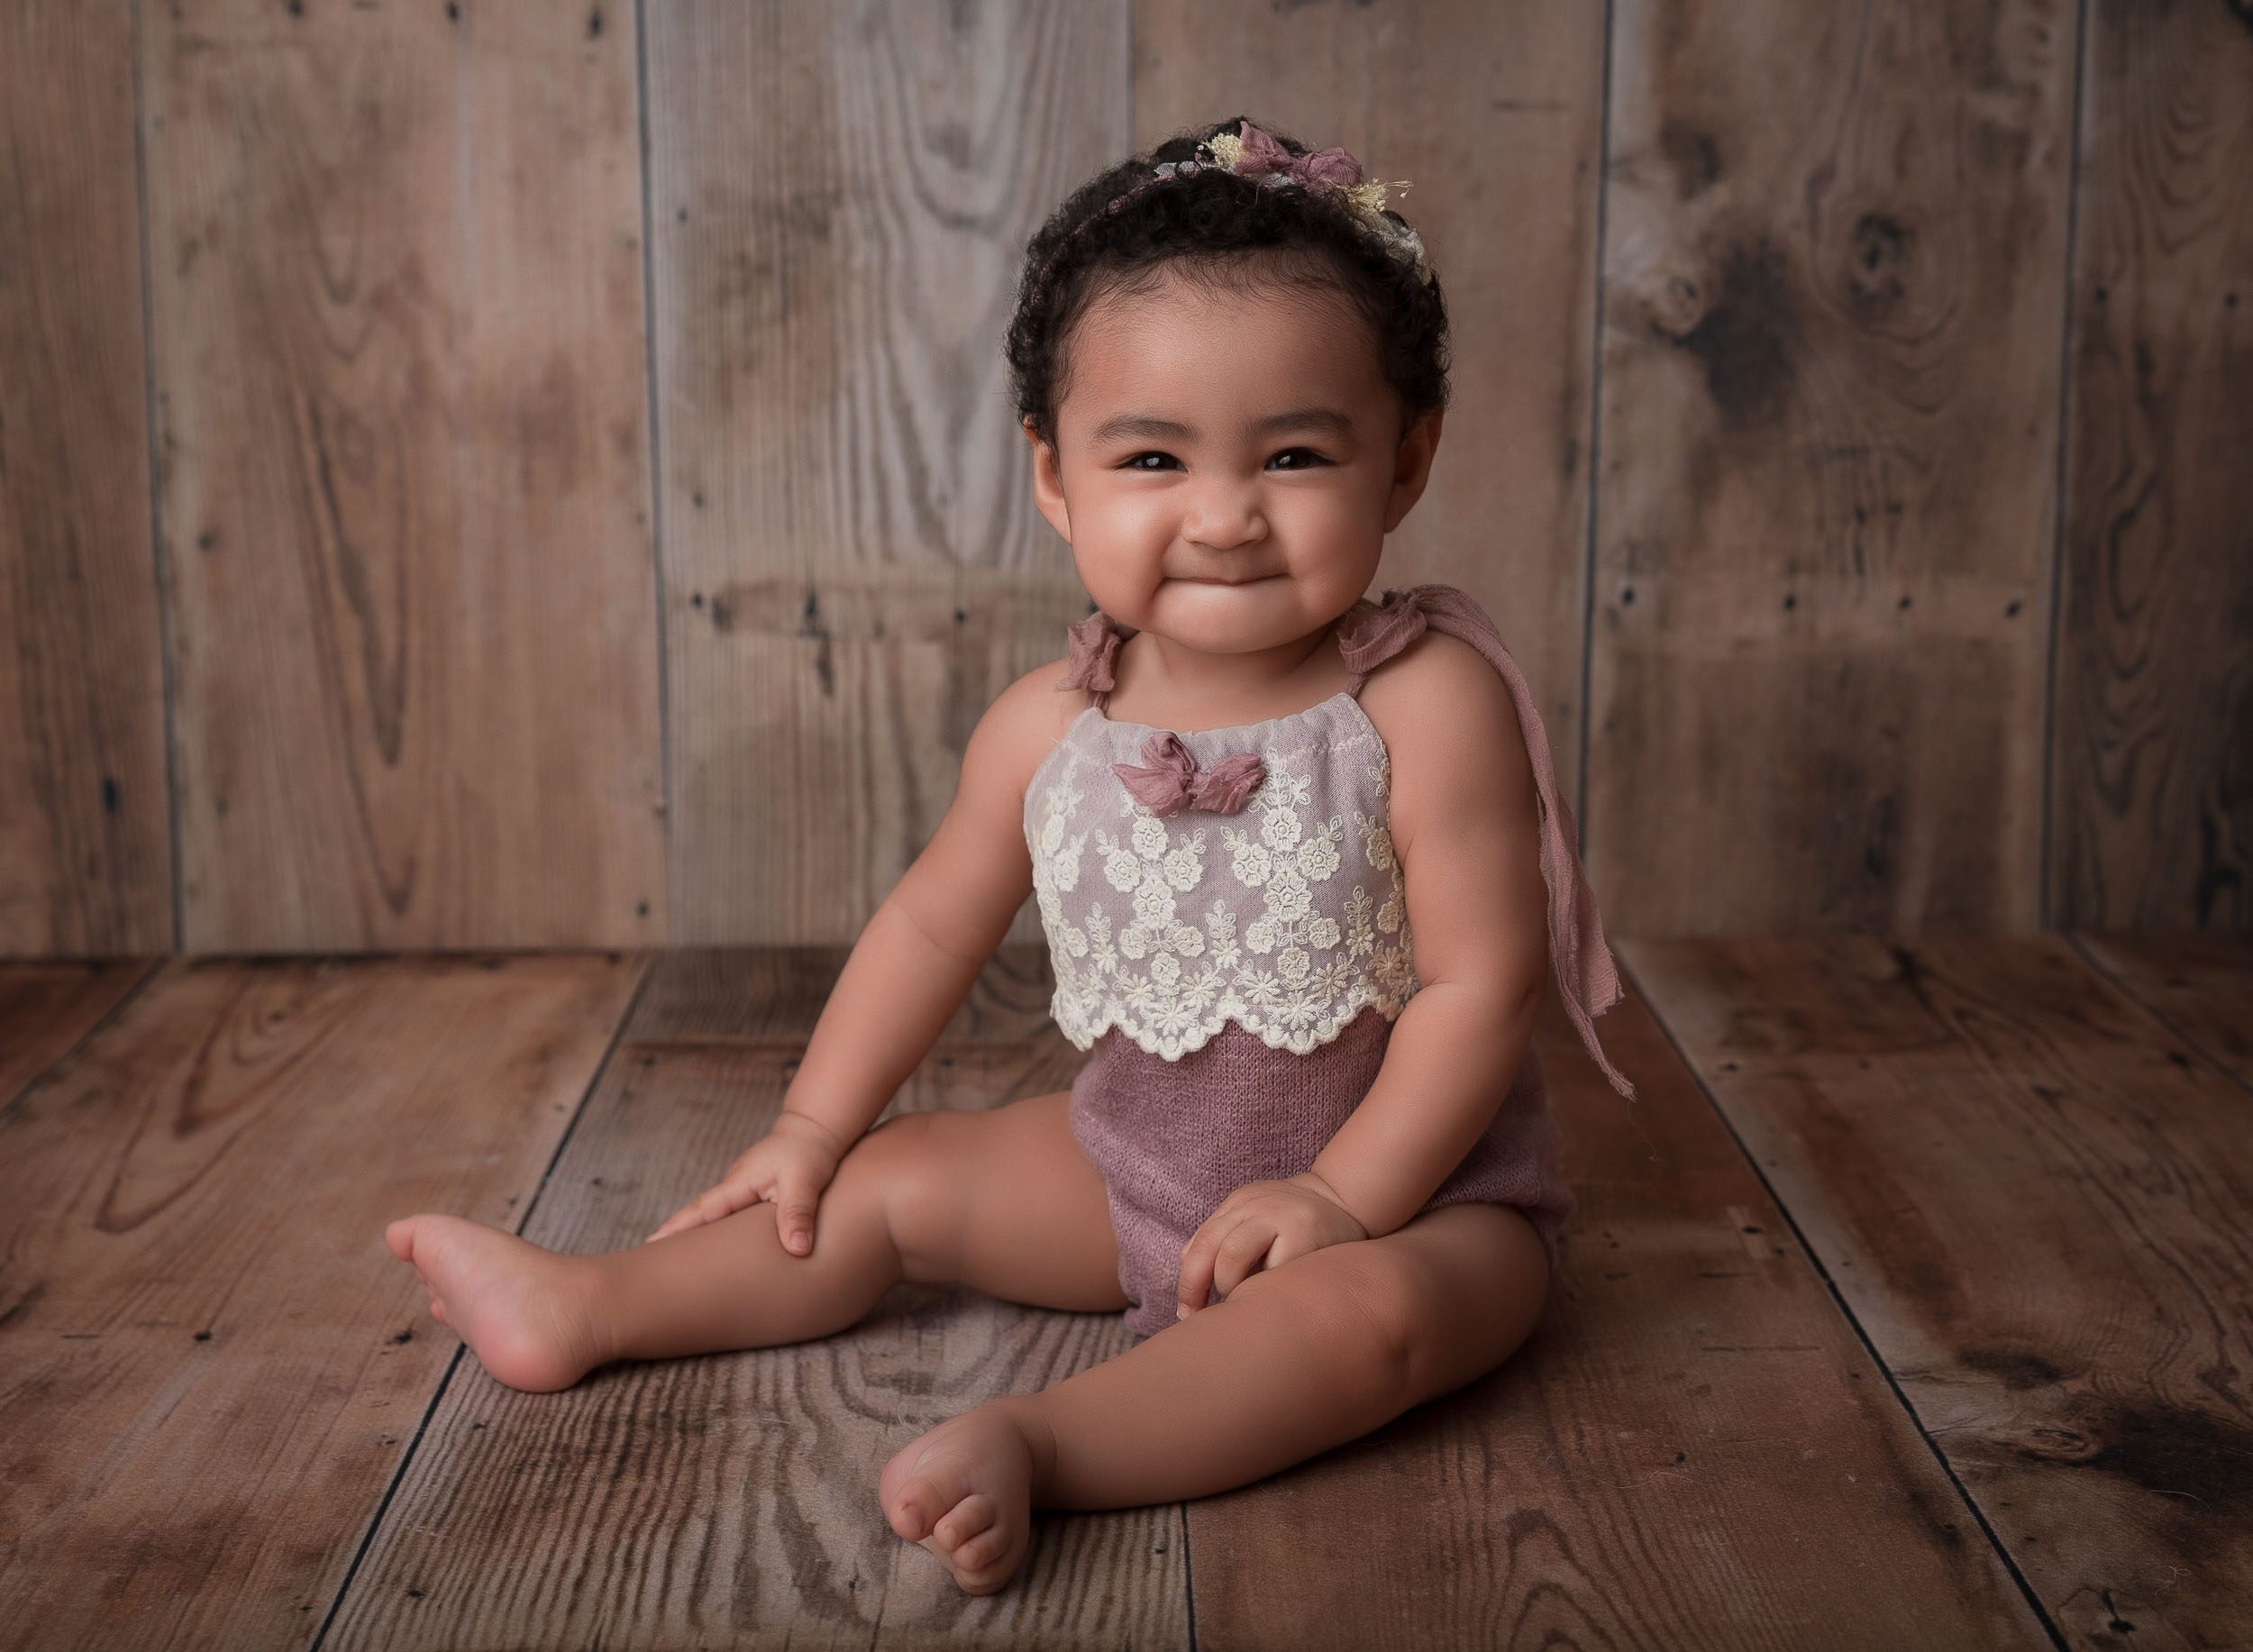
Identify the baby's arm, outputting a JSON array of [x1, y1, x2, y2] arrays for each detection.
[[775, 664, 1063, 1152], [680, 662, 1068, 1185], [1297, 631, 1552, 1238]]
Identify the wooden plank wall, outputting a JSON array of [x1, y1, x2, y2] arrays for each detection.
[[142, 0, 668, 954], [0, 2, 171, 954], [644, 2, 1124, 944], [1592, 1, 2075, 933], [2051, 2, 2253, 928], [2, 0, 2245, 960]]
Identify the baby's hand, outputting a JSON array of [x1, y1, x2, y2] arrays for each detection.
[[1175, 1172, 1369, 1319], [644, 1111, 848, 1252]]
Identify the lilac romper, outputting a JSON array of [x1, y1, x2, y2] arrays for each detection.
[[1022, 582, 1637, 1337]]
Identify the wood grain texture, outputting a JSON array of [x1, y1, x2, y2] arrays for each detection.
[[621, 939, 1056, 1045], [6, 3, 2244, 958], [324, 946, 1181, 1650], [1621, 935, 2253, 1648], [2073, 930, 2253, 1087], [0, 957, 158, 1110], [0, 951, 645, 1650], [1591, 0, 2079, 934], [1132, 0, 1609, 813], [0, 3, 172, 956], [141, 0, 665, 952], [647, 0, 1125, 946], [2051, 0, 2253, 931], [1187, 969, 2045, 1648]]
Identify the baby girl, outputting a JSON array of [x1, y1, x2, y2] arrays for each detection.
[[385, 115, 1635, 1597]]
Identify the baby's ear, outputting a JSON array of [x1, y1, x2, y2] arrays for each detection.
[[1024, 423, 1072, 541], [1382, 409, 1444, 533]]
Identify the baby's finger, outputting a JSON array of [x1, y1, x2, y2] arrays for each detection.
[[647, 1182, 747, 1243], [774, 1179, 819, 1255], [690, 1182, 754, 1230], [1210, 1223, 1276, 1303], [1176, 1218, 1232, 1319], [655, 1199, 717, 1239]]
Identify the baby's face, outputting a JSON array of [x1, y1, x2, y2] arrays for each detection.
[[1028, 266, 1441, 656]]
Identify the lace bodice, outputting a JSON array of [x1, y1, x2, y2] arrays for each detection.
[[1020, 583, 1637, 1097], [1025, 685, 1417, 1060]]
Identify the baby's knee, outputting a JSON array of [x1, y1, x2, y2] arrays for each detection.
[[835, 1110, 955, 1283], [1222, 1246, 1419, 1400]]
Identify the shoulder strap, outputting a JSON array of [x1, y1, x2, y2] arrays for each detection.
[[1060, 610, 1137, 713], [1339, 583, 1637, 1100], [1332, 596, 1399, 695]]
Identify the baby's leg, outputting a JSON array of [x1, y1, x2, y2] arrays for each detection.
[[385, 1089, 1125, 1392], [881, 1201, 1551, 1591], [1035, 1201, 1549, 1503], [383, 1124, 909, 1392]]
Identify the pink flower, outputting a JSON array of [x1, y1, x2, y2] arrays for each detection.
[[1112, 732, 1266, 817], [1229, 121, 1365, 195]]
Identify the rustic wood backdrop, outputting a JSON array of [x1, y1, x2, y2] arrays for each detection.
[[2, 0, 2245, 959]]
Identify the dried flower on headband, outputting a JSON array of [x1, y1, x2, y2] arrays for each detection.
[[1066, 120, 1433, 286], [1197, 123, 1429, 281]]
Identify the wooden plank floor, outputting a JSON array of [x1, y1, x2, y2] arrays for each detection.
[[0, 936, 2244, 1649]]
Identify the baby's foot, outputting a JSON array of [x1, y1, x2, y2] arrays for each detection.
[[878, 1400, 1055, 1595], [384, 1214, 607, 1393]]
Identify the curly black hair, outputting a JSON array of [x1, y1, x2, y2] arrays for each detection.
[[1005, 116, 1451, 456]]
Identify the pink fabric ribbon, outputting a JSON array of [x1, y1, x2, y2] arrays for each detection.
[[1112, 732, 1266, 817], [1060, 609, 1131, 697], [1230, 121, 1364, 194], [1334, 588, 1423, 675], [1337, 584, 1638, 1100], [1062, 610, 1265, 815]]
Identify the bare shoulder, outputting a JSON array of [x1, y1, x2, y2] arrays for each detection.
[[1353, 627, 1537, 858], [961, 654, 1085, 809], [1354, 626, 1528, 769]]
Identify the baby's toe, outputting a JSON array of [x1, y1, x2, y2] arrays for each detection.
[[951, 1540, 1019, 1595], [952, 1516, 1013, 1574], [928, 1492, 1025, 1593], [934, 1493, 997, 1552], [878, 1406, 1037, 1594], [880, 1462, 944, 1543]]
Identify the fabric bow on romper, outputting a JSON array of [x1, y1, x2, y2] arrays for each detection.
[[1021, 582, 1636, 1337]]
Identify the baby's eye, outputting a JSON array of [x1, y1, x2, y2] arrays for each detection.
[[1116, 448, 1333, 472]]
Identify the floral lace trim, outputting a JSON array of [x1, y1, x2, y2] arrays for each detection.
[[1026, 732, 1420, 1060]]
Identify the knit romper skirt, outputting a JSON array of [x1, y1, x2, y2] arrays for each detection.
[[1022, 583, 1637, 1338]]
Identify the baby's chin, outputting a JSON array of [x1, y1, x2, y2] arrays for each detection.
[[1150, 583, 1355, 643]]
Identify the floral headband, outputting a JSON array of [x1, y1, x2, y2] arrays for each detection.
[[1049, 120, 1432, 286]]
